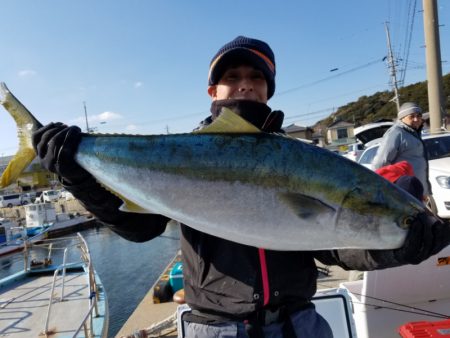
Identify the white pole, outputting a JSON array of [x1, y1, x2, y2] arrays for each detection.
[[423, 0, 445, 133]]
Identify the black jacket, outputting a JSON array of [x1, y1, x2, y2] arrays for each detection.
[[63, 106, 425, 319]]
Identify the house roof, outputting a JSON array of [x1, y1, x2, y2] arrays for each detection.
[[284, 123, 315, 133], [327, 120, 354, 129], [284, 123, 307, 133]]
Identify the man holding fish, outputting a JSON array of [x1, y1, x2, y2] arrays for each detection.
[[30, 36, 450, 337]]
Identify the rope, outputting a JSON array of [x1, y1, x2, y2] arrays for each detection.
[[120, 312, 177, 338]]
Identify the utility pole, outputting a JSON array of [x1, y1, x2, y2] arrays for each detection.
[[385, 22, 401, 112], [423, 0, 445, 134], [83, 101, 90, 133]]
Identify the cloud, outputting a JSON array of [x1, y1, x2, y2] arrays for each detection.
[[126, 124, 138, 131], [94, 111, 122, 122], [70, 111, 123, 125], [134, 81, 143, 88], [18, 69, 37, 78]]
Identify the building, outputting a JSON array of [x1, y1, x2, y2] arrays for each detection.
[[0, 155, 55, 193], [283, 123, 314, 141], [326, 120, 355, 148]]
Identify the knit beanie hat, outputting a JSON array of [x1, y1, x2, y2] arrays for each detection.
[[397, 102, 422, 120], [208, 36, 276, 99]]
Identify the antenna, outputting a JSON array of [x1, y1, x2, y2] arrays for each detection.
[[83, 101, 90, 133], [385, 22, 401, 112]]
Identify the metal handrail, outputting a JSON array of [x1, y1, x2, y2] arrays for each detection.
[[43, 261, 82, 334], [72, 296, 98, 338], [41, 233, 101, 338]]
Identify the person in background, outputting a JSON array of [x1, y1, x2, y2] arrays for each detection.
[[421, 112, 430, 134], [444, 112, 450, 130], [31, 36, 450, 338], [372, 102, 431, 200]]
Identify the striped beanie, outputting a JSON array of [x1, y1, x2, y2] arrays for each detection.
[[208, 36, 276, 99]]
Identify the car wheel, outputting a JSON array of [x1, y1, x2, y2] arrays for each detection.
[[22, 201, 28, 205], [425, 195, 438, 215], [7, 203, 13, 208]]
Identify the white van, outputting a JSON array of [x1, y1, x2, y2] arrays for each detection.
[[0, 194, 22, 208], [0, 193, 33, 208]]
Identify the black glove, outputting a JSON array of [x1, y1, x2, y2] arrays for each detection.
[[394, 212, 450, 265], [32, 123, 91, 185]]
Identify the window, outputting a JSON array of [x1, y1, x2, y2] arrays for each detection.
[[3, 194, 20, 200], [424, 135, 450, 160], [337, 128, 348, 139], [359, 146, 379, 166]]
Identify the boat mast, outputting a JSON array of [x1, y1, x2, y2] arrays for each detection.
[[423, 0, 445, 133]]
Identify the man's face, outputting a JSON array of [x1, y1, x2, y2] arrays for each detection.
[[401, 113, 423, 130], [207, 65, 268, 103]]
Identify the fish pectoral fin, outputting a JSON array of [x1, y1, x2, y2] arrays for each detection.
[[279, 192, 336, 219], [194, 107, 261, 134], [97, 183, 151, 214], [119, 200, 151, 214]]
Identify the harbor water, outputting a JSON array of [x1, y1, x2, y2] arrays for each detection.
[[0, 222, 181, 338]]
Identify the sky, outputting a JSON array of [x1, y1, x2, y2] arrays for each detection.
[[1, 0, 449, 156]]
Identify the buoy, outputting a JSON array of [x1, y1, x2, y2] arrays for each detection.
[[153, 275, 174, 304]]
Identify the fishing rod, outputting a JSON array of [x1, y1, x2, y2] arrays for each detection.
[[317, 281, 450, 319]]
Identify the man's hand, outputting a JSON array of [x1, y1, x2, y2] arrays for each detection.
[[394, 212, 450, 265], [32, 123, 91, 185]]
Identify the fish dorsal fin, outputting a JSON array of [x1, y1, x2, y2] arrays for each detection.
[[194, 107, 261, 134], [279, 192, 336, 219]]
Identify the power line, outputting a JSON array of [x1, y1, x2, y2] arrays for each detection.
[[284, 107, 336, 122], [276, 58, 385, 97], [399, 0, 418, 86]]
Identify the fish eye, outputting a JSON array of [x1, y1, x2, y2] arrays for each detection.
[[400, 216, 415, 229]]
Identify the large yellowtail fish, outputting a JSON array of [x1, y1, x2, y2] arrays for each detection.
[[0, 82, 425, 250]]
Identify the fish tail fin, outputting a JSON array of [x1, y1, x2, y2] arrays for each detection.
[[0, 82, 43, 188]]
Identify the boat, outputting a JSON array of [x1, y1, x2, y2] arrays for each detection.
[[339, 245, 450, 337], [116, 245, 450, 338], [0, 217, 26, 244], [0, 232, 108, 338], [0, 202, 94, 257], [0, 216, 50, 257]]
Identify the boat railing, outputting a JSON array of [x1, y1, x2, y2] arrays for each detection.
[[38, 233, 101, 338]]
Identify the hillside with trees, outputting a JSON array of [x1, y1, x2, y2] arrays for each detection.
[[314, 72, 450, 131]]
